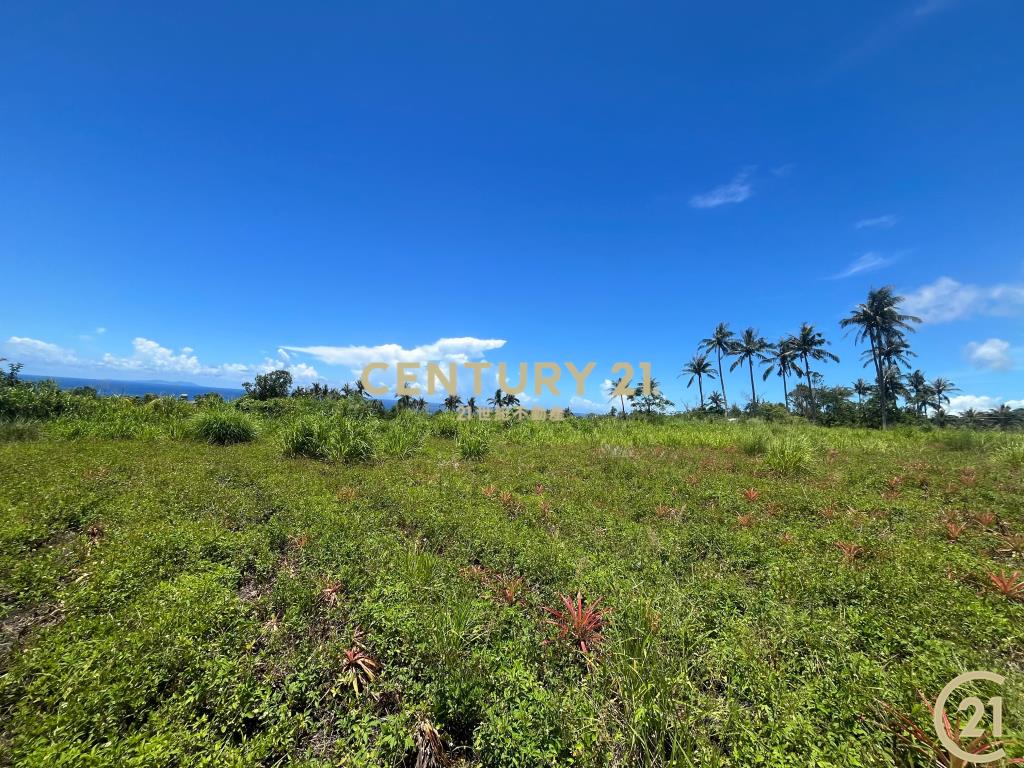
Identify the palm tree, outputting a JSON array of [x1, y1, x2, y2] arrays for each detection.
[[905, 370, 926, 414], [707, 391, 725, 413], [961, 408, 979, 427], [700, 323, 736, 409], [985, 404, 1022, 430], [395, 393, 415, 410], [840, 286, 921, 429], [606, 377, 628, 418], [791, 323, 839, 416], [928, 377, 958, 416], [353, 380, 369, 399], [414, 397, 427, 413], [728, 328, 771, 406], [443, 394, 463, 411], [466, 396, 478, 415], [761, 336, 803, 411], [679, 353, 716, 408], [487, 389, 504, 409], [852, 378, 873, 406], [502, 392, 521, 408]]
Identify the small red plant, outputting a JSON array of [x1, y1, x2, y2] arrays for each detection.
[[988, 570, 1024, 600], [736, 513, 754, 528], [819, 504, 838, 521], [974, 511, 997, 529], [879, 690, 1023, 767], [959, 467, 978, 487], [742, 488, 760, 503], [481, 484, 497, 498], [534, 483, 545, 495], [885, 475, 904, 492], [655, 504, 677, 519], [289, 533, 308, 551], [543, 592, 606, 655], [835, 541, 864, 562], [945, 521, 968, 542], [780, 532, 794, 545], [496, 575, 524, 606], [341, 643, 380, 694]]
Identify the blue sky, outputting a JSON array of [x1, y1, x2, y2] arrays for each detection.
[[2, 1, 1022, 412]]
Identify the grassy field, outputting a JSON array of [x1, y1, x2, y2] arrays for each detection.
[[1, 406, 1023, 766]]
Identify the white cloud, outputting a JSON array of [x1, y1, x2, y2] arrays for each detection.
[[965, 338, 1013, 371], [834, 251, 893, 279], [5, 336, 79, 364], [946, 394, 1024, 415], [945, 395, 999, 414], [95, 327, 107, 335], [854, 214, 898, 230], [283, 337, 506, 373], [100, 339, 288, 382], [902, 277, 1024, 323], [689, 170, 753, 209]]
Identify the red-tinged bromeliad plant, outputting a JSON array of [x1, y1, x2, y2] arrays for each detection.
[[543, 592, 607, 657], [836, 541, 864, 562], [988, 570, 1024, 601]]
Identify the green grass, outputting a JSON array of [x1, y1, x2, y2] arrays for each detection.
[[1, 408, 1022, 766]]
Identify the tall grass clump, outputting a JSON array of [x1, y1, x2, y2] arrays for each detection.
[[0, 418, 40, 442], [189, 410, 257, 445], [764, 433, 813, 475], [996, 438, 1024, 467], [430, 412, 460, 438], [457, 425, 490, 460], [282, 415, 336, 460], [737, 425, 772, 456], [282, 416, 378, 462], [932, 428, 990, 452]]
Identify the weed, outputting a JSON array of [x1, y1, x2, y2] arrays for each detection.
[[543, 592, 606, 656], [189, 410, 257, 445], [988, 570, 1024, 600]]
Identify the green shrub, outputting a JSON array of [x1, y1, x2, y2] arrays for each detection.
[[0, 380, 76, 420], [737, 426, 772, 456], [282, 416, 377, 462], [190, 411, 257, 445], [0, 418, 40, 442]]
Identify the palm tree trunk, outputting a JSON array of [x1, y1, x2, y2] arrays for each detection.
[[697, 375, 704, 408], [619, 393, 626, 418], [716, 349, 728, 409], [748, 360, 757, 406], [868, 330, 886, 429], [803, 354, 815, 417], [782, 372, 789, 410]]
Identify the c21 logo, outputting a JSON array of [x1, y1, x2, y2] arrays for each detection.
[[933, 671, 1020, 765]]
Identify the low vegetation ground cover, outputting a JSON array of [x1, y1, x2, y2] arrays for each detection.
[[1, 397, 1022, 766]]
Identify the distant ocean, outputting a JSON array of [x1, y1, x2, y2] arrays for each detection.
[[22, 374, 246, 401]]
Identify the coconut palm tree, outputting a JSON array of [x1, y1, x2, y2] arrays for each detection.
[[852, 378, 873, 406], [679, 353, 716, 408], [905, 370, 932, 415], [928, 377, 958, 416], [605, 377, 628, 418], [728, 328, 771, 406], [466, 396, 477, 415], [840, 286, 921, 429], [707, 391, 725, 413], [761, 336, 803, 411], [791, 323, 839, 416], [443, 394, 463, 412], [502, 392, 521, 408], [961, 408, 980, 427], [700, 322, 736, 409], [487, 389, 504, 409], [985, 404, 1022, 430]]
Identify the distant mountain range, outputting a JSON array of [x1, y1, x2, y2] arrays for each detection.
[[22, 374, 246, 400]]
